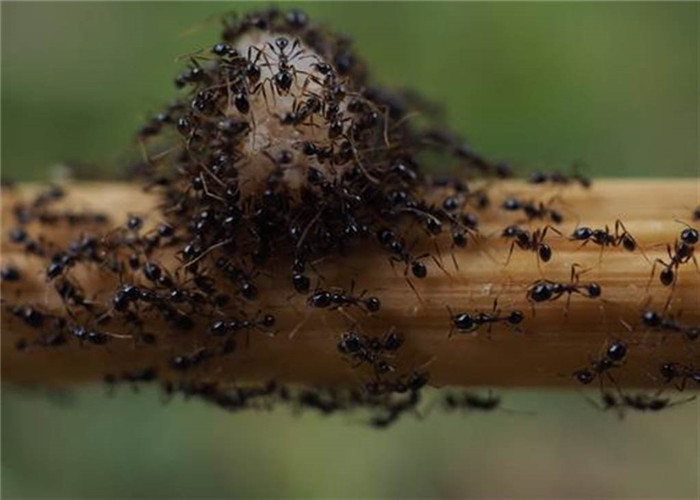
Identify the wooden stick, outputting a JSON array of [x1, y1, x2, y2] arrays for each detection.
[[1, 180, 698, 388]]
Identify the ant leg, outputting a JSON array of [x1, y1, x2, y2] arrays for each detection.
[[666, 394, 698, 408], [504, 242, 516, 267], [405, 276, 425, 307], [430, 253, 451, 278], [287, 309, 311, 340], [661, 275, 678, 314], [646, 259, 666, 290], [563, 292, 573, 318], [450, 245, 460, 272]]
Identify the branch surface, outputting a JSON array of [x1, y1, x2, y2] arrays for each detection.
[[1, 180, 698, 388]]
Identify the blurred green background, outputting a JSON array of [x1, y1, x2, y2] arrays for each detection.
[[1, 2, 698, 498]]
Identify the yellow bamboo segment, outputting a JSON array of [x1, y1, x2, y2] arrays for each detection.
[[1, 179, 698, 388]]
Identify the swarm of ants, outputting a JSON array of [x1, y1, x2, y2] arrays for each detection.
[[2, 7, 698, 427]]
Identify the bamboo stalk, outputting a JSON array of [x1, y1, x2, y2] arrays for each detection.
[[1, 180, 698, 388]]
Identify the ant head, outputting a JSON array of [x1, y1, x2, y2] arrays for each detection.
[[502, 225, 520, 238], [452, 312, 475, 332], [641, 309, 662, 327], [529, 282, 552, 302], [501, 197, 521, 211], [585, 282, 602, 298], [680, 227, 699, 245], [659, 362, 679, 381], [574, 369, 594, 385], [507, 310, 524, 325]]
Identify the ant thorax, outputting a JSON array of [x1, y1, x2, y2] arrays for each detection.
[[230, 31, 358, 199]]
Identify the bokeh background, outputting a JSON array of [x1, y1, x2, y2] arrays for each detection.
[[1, 2, 698, 498]]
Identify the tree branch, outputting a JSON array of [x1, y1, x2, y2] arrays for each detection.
[[1, 180, 698, 389]]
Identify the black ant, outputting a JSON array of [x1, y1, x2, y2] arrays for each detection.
[[528, 168, 591, 189], [69, 323, 128, 346], [641, 310, 698, 341], [648, 236, 697, 288], [591, 390, 695, 417], [126, 214, 143, 231], [112, 283, 141, 313], [377, 229, 430, 278], [448, 300, 524, 337], [502, 224, 559, 265], [572, 339, 627, 386], [526, 264, 601, 314], [9, 304, 46, 328], [336, 329, 403, 375], [501, 197, 563, 224], [369, 390, 421, 428], [658, 362, 700, 391], [209, 313, 275, 346], [569, 219, 640, 254], [307, 287, 381, 313], [251, 37, 301, 100]]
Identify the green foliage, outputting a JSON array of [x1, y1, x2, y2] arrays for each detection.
[[2, 2, 697, 180]]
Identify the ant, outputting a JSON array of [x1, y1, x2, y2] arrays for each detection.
[[251, 37, 302, 100], [641, 310, 698, 341], [389, 242, 435, 280], [526, 264, 601, 314], [658, 362, 700, 391], [572, 339, 627, 387], [528, 168, 591, 189], [369, 390, 421, 428], [9, 304, 47, 329], [307, 287, 381, 313], [569, 219, 640, 255], [448, 300, 524, 337], [502, 224, 559, 265], [336, 329, 403, 375], [648, 226, 698, 288], [501, 197, 564, 224], [591, 390, 695, 417]]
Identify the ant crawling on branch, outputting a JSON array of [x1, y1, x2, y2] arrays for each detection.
[[641, 310, 698, 341], [528, 163, 592, 189], [526, 264, 602, 315], [336, 329, 404, 375], [448, 298, 524, 337], [572, 339, 627, 387], [590, 389, 695, 417], [648, 222, 698, 288], [501, 224, 560, 266], [501, 196, 564, 224], [569, 219, 643, 257], [307, 287, 381, 313], [658, 362, 700, 391]]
